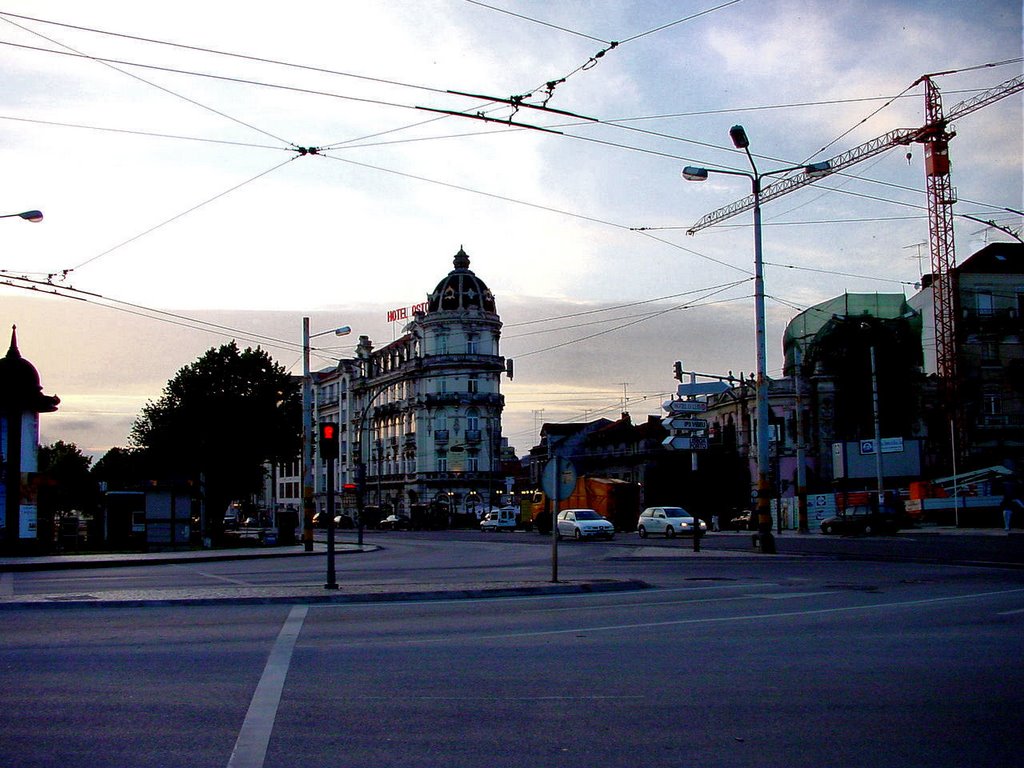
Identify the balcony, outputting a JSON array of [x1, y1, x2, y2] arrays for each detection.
[[976, 413, 1024, 429], [434, 430, 449, 444], [959, 308, 1023, 337], [465, 429, 482, 443], [424, 392, 503, 407]]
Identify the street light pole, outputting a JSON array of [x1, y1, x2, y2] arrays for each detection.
[[683, 126, 831, 554]]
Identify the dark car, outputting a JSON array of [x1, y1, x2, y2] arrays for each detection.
[[820, 509, 901, 535]]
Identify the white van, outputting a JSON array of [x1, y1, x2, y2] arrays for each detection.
[[480, 507, 517, 531]]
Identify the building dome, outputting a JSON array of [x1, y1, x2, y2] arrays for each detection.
[[426, 247, 496, 314], [0, 326, 60, 413]]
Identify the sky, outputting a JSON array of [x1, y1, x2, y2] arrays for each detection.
[[0, 0, 1021, 460]]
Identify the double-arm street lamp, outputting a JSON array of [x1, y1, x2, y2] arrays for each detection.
[[302, 318, 351, 553], [683, 125, 829, 554]]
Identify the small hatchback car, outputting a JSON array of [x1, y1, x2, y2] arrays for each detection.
[[556, 508, 615, 540], [637, 506, 707, 537]]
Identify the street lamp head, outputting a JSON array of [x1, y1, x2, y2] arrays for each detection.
[[0, 209, 43, 222], [729, 125, 750, 149], [334, 326, 352, 337], [681, 166, 709, 182], [803, 161, 831, 178]]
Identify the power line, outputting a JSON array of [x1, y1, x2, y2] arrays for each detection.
[[0, 16, 295, 147], [61, 155, 302, 276]]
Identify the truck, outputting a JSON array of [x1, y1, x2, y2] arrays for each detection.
[[529, 476, 640, 534]]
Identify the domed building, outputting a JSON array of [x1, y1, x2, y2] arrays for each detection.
[[0, 326, 59, 550], [304, 247, 509, 526]]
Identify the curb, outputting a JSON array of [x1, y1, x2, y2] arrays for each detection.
[[0, 578, 651, 611]]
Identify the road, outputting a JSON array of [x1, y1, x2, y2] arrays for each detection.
[[1, 531, 1022, 767]]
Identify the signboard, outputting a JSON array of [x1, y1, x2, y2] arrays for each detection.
[[541, 458, 577, 502], [662, 399, 707, 413], [677, 381, 730, 397], [661, 417, 708, 431], [662, 436, 708, 451], [386, 301, 429, 323], [859, 437, 906, 455]]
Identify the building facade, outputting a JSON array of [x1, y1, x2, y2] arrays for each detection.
[[294, 248, 509, 525]]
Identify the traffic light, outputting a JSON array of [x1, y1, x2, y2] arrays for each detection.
[[505, 358, 514, 380], [318, 422, 339, 461], [673, 361, 683, 381]]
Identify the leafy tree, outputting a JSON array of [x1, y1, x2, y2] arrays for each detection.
[[130, 342, 301, 529], [38, 440, 97, 519], [91, 446, 152, 492]]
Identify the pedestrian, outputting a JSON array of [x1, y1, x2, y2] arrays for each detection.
[[711, 514, 720, 532], [1000, 484, 1023, 532]]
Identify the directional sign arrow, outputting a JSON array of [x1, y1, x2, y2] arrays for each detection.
[[662, 435, 709, 450], [661, 417, 708, 431], [677, 381, 731, 397], [662, 399, 708, 413]]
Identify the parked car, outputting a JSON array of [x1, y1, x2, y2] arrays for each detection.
[[556, 508, 615, 540], [820, 509, 901, 535], [379, 513, 410, 531], [637, 506, 707, 538]]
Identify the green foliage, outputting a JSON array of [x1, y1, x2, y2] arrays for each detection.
[[129, 342, 301, 517], [38, 440, 97, 517]]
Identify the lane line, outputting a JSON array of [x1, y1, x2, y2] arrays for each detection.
[[227, 605, 307, 768], [997, 607, 1024, 616]]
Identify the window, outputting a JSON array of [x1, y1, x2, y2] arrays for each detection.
[[437, 455, 448, 472], [437, 334, 449, 355], [466, 409, 480, 432], [984, 392, 1002, 415], [468, 375, 479, 394], [976, 289, 994, 316], [467, 334, 479, 354]]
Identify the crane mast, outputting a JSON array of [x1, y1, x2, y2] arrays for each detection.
[[687, 72, 1023, 460]]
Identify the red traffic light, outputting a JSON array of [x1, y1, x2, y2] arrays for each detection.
[[318, 421, 339, 460]]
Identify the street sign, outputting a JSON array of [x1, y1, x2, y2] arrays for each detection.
[[663, 435, 709, 451], [661, 417, 708, 431], [541, 457, 577, 502], [662, 399, 707, 413], [677, 381, 731, 397]]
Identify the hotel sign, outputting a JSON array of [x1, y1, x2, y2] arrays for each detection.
[[387, 302, 429, 323]]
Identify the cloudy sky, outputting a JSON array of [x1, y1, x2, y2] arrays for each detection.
[[1, 0, 1021, 458]]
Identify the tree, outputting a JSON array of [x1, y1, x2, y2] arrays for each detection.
[[130, 342, 301, 529], [91, 446, 152, 492], [37, 441, 98, 548]]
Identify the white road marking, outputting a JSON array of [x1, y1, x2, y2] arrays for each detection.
[[227, 605, 307, 768], [997, 607, 1024, 616]]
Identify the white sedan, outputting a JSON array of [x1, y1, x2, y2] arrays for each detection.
[[637, 506, 707, 538], [556, 508, 615, 540]]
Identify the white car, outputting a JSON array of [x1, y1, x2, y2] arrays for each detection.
[[637, 506, 707, 538], [556, 508, 615, 540]]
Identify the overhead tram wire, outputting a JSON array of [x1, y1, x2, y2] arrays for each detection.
[[0, 274, 306, 355], [0, 18, 295, 147], [513, 284, 750, 359], [504, 278, 752, 329], [0, 10, 453, 96], [58, 154, 303, 277], [0, 114, 286, 152]]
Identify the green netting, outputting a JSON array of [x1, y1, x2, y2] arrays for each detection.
[[783, 293, 916, 374]]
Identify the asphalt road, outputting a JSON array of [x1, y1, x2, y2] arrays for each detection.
[[1, 532, 1022, 767]]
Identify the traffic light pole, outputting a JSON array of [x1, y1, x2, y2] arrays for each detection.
[[325, 454, 338, 590]]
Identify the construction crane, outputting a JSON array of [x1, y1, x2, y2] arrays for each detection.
[[687, 71, 1023, 448]]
